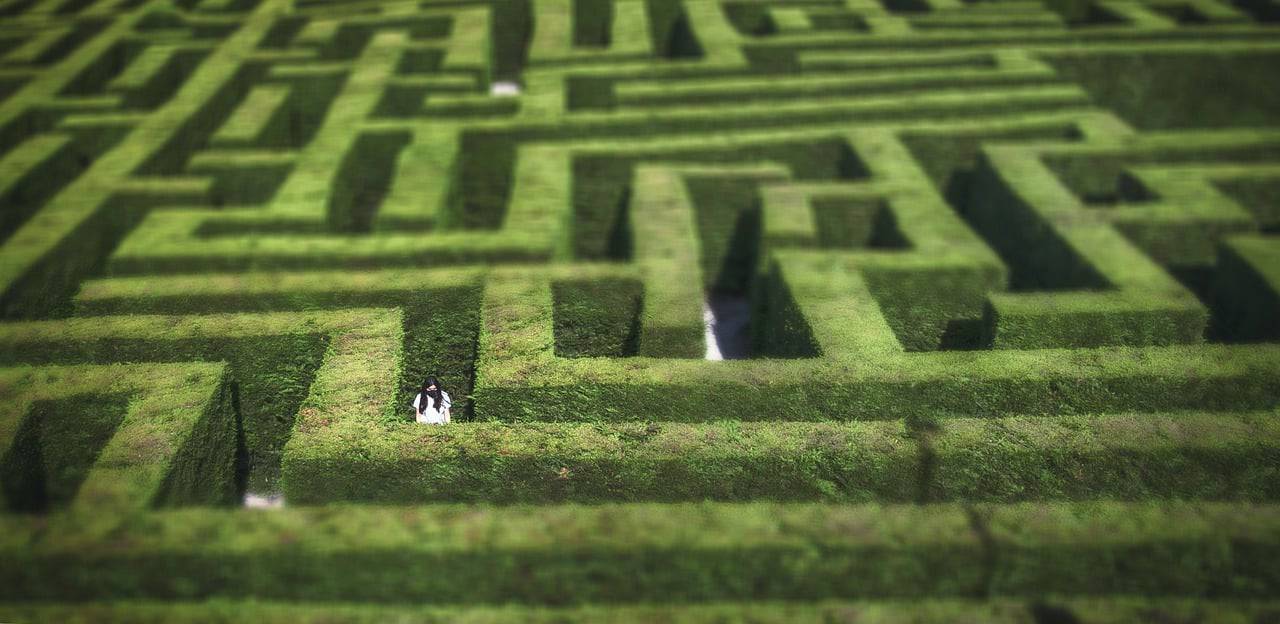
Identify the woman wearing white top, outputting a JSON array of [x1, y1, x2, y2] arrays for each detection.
[[413, 375, 452, 424]]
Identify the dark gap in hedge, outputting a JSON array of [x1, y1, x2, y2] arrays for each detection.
[[1044, 51, 1280, 130], [883, 0, 931, 13], [1211, 178, 1280, 232], [1046, 0, 1121, 25], [964, 156, 1111, 292], [490, 0, 533, 83], [565, 76, 615, 111], [684, 175, 764, 294], [260, 72, 346, 148], [230, 382, 249, 501], [453, 131, 516, 229], [0, 0, 39, 16], [202, 163, 294, 208], [864, 265, 996, 351], [647, 0, 704, 59], [1044, 145, 1280, 207], [123, 49, 213, 110], [811, 197, 909, 250], [0, 395, 130, 513], [1231, 0, 1280, 21], [900, 123, 1080, 196], [35, 19, 108, 64], [395, 48, 446, 74], [1151, 2, 1209, 23], [317, 17, 451, 60], [136, 63, 268, 175], [398, 287, 483, 422], [573, 138, 859, 260], [1030, 602, 1082, 624], [574, 0, 613, 46], [0, 124, 129, 246], [754, 259, 821, 358], [152, 377, 240, 507], [1188, 249, 1280, 344], [59, 40, 147, 96], [0, 191, 150, 319], [0, 334, 330, 495], [808, 10, 869, 31], [0, 109, 60, 161], [722, 2, 778, 36], [256, 15, 308, 48], [53, 0, 93, 14], [0, 77, 28, 106], [328, 130, 412, 232], [938, 318, 990, 350], [373, 83, 427, 117], [552, 278, 644, 357]]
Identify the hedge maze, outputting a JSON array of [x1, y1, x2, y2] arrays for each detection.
[[0, 0, 1279, 618]]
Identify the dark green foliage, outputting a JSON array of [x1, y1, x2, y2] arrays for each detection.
[[328, 131, 412, 232], [646, 0, 704, 58], [899, 123, 1080, 199], [285, 420, 917, 504], [454, 131, 516, 229], [864, 264, 997, 352], [490, 0, 532, 82], [811, 198, 908, 249], [722, 2, 777, 36], [0, 125, 128, 245], [552, 279, 643, 357], [1215, 177, 1280, 231], [1045, 52, 1280, 130], [965, 153, 1110, 290], [153, 379, 239, 507], [573, 139, 863, 261], [573, 0, 613, 46], [684, 175, 764, 293], [1209, 237, 1280, 341], [0, 334, 328, 495], [1, 395, 129, 513], [397, 287, 484, 422], [753, 261, 821, 358], [929, 413, 1280, 502]]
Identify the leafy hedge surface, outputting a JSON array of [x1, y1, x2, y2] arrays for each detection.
[[2, 502, 1277, 602], [279, 420, 919, 504], [4, 598, 1280, 623], [0, 363, 236, 514]]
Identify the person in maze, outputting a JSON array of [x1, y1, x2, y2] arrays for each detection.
[[412, 375, 452, 424]]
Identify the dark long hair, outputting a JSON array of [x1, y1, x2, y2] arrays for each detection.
[[418, 375, 443, 410]]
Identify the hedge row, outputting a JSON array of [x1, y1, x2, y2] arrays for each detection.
[[280, 408, 1280, 505], [0, 362, 235, 514], [0, 0, 284, 318], [474, 265, 1280, 422], [1, 502, 1276, 601], [282, 419, 918, 504], [0, 309, 404, 495], [927, 411, 1280, 502], [4, 598, 1277, 623]]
